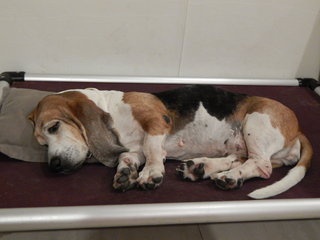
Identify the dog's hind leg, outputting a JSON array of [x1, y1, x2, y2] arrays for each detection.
[[176, 155, 242, 181], [214, 112, 286, 190], [113, 152, 145, 191], [270, 138, 301, 168]]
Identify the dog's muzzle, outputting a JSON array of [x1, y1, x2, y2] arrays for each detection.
[[49, 151, 93, 174], [49, 153, 92, 174]]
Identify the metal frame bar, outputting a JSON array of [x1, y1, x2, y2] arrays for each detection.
[[24, 73, 300, 86], [0, 199, 320, 232]]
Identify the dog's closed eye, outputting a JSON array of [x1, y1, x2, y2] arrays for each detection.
[[48, 121, 60, 134]]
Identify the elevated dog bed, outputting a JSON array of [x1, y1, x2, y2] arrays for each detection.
[[0, 73, 319, 231]]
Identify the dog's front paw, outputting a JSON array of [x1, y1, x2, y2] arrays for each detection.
[[113, 165, 138, 192], [214, 172, 244, 190], [137, 165, 164, 190], [176, 160, 206, 181]]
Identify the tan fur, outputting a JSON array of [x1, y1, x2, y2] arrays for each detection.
[[230, 96, 312, 170], [248, 97, 299, 144], [231, 97, 298, 144], [29, 92, 89, 145], [123, 92, 172, 135], [297, 133, 313, 168]]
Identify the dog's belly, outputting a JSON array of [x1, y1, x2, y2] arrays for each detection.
[[164, 104, 247, 160], [165, 128, 246, 160]]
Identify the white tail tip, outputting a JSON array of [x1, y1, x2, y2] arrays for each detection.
[[248, 166, 306, 199]]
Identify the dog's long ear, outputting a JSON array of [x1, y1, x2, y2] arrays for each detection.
[[64, 92, 128, 167], [28, 110, 35, 126]]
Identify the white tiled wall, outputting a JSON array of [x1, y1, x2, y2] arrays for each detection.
[[180, 0, 320, 79], [0, 0, 319, 79]]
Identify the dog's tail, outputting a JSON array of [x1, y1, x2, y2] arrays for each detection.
[[248, 133, 313, 199]]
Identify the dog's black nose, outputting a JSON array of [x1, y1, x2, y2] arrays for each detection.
[[49, 157, 63, 172]]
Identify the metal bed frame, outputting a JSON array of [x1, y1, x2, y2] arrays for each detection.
[[0, 72, 319, 232]]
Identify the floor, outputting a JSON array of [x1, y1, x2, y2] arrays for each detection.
[[0, 220, 320, 240]]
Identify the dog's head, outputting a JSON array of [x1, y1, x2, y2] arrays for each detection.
[[29, 91, 127, 174]]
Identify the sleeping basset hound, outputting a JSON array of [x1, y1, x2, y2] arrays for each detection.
[[28, 85, 313, 199]]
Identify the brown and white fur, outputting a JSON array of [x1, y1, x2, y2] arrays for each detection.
[[29, 85, 313, 199]]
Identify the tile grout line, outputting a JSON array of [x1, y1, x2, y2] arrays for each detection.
[[177, 0, 190, 77], [198, 224, 206, 240]]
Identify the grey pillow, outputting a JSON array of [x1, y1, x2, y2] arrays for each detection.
[[0, 87, 53, 162]]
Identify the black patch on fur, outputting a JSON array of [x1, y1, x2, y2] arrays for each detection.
[[153, 85, 247, 121]]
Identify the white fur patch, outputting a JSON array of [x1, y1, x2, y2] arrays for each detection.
[[248, 165, 306, 199], [243, 112, 285, 160]]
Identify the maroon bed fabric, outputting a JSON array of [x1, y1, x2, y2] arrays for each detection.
[[0, 81, 319, 208]]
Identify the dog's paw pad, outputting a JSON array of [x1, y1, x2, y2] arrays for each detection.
[[193, 163, 205, 177], [121, 167, 131, 176], [113, 166, 138, 191], [186, 160, 194, 167], [117, 174, 129, 184], [214, 176, 243, 190], [152, 176, 163, 184], [176, 161, 206, 181], [137, 166, 164, 190], [139, 176, 163, 190]]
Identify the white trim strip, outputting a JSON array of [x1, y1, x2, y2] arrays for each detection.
[[0, 199, 319, 232], [24, 73, 300, 86]]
